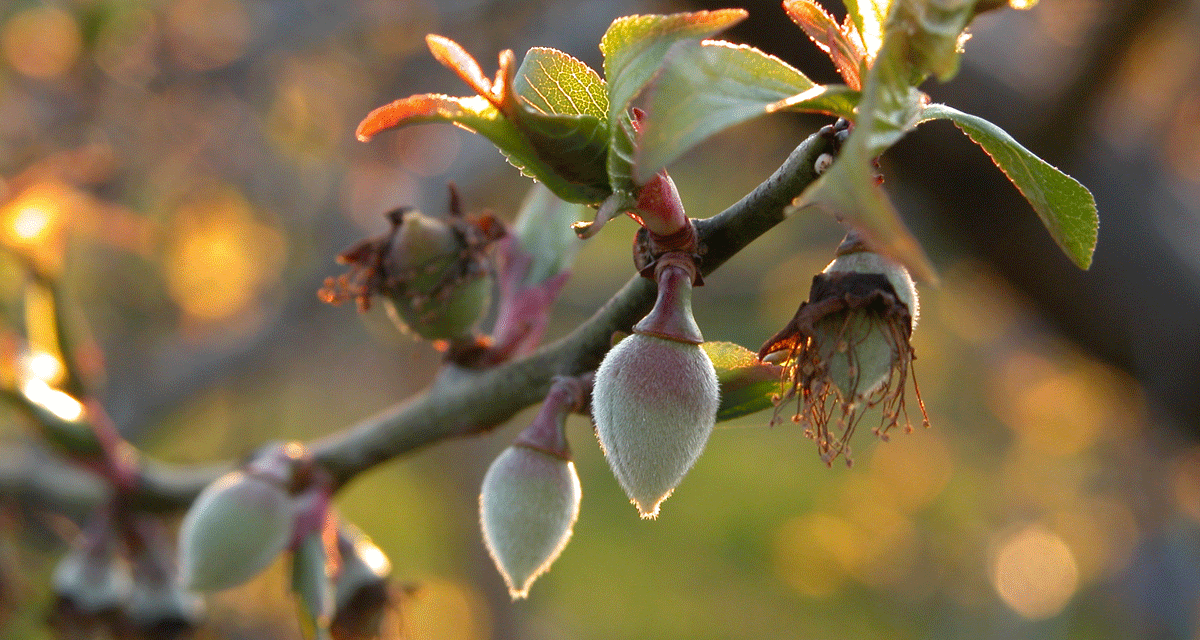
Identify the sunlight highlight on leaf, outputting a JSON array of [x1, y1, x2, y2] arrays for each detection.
[[919, 104, 1098, 268]]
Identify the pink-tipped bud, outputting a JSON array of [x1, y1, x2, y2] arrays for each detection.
[[479, 445, 581, 599], [592, 333, 719, 518]]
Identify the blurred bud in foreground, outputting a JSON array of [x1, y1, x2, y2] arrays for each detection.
[[593, 257, 719, 518], [52, 513, 132, 615], [320, 188, 505, 342], [330, 524, 394, 640], [758, 232, 926, 465], [481, 376, 584, 599], [124, 518, 204, 639], [177, 443, 315, 592]]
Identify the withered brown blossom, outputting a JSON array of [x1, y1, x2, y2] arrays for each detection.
[[757, 239, 928, 466]]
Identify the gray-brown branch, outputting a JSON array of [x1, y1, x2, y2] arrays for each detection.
[[29, 130, 832, 512]]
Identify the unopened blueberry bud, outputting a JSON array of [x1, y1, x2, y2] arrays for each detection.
[[593, 333, 718, 518], [177, 469, 294, 592], [480, 445, 581, 599]]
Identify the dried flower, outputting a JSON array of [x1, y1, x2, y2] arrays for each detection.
[[758, 233, 927, 465]]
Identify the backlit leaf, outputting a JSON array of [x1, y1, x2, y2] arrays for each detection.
[[920, 103, 1098, 268], [513, 47, 608, 119], [600, 10, 746, 193], [701, 341, 783, 421], [635, 40, 857, 183], [784, 0, 867, 88]]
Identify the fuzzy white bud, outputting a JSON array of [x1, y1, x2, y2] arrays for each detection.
[[592, 333, 719, 518]]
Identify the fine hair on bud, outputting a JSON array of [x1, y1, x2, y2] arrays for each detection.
[[592, 333, 719, 518], [177, 470, 295, 592], [480, 445, 581, 599]]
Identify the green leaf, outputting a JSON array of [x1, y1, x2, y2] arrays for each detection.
[[635, 40, 858, 183], [357, 38, 612, 204], [920, 103, 1098, 268], [292, 531, 335, 640], [600, 9, 746, 192], [513, 47, 608, 119], [784, 0, 867, 88], [890, 0, 978, 82], [600, 9, 747, 124], [701, 341, 783, 421], [512, 184, 590, 285], [508, 48, 613, 194], [843, 0, 890, 61]]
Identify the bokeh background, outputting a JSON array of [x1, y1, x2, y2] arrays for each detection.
[[2, 0, 1199, 638]]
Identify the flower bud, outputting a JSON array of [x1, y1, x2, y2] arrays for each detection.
[[320, 201, 504, 343], [479, 445, 581, 599], [758, 232, 926, 465], [592, 333, 719, 518], [177, 469, 295, 592]]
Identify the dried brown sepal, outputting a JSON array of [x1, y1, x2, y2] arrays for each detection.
[[758, 271, 928, 466]]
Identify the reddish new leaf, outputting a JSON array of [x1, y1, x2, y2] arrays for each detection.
[[426, 34, 499, 106], [784, 0, 866, 89]]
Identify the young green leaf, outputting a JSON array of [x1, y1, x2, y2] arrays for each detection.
[[513, 47, 608, 120], [843, 0, 890, 63], [357, 37, 612, 204], [700, 341, 784, 421], [600, 9, 747, 126], [600, 9, 746, 193], [635, 40, 858, 183], [791, 30, 936, 283], [920, 103, 1098, 268], [891, 0, 978, 83]]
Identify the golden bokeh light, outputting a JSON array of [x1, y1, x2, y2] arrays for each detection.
[[164, 186, 286, 322], [868, 430, 954, 513], [1, 181, 73, 270], [987, 349, 1136, 457], [402, 578, 490, 640], [20, 350, 65, 387], [21, 378, 84, 422], [773, 512, 861, 598], [990, 524, 1079, 620], [1051, 497, 1138, 582], [1, 7, 82, 79]]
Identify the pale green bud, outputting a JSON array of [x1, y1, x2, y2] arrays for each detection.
[[479, 445, 581, 599], [177, 470, 294, 592], [592, 333, 719, 518], [382, 210, 491, 341]]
